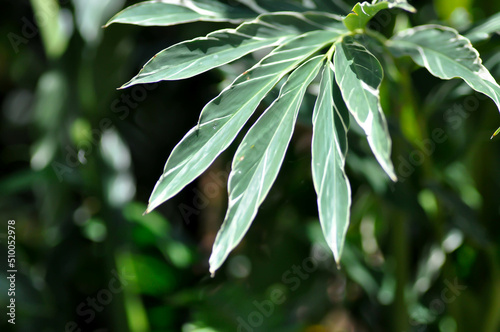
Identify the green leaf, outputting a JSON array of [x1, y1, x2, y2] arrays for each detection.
[[104, 0, 256, 27], [209, 55, 325, 275], [312, 61, 351, 263], [465, 12, 500, 43], [30, 0, 69, 59], [389, 25, 500, 114], [146, 30, 338, 213], [334, 36, 397, 181], [121, 13, 345, 88], [343, 0, 416, 32]]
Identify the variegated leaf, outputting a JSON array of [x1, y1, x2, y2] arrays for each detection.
[[209, 55, 325, 274], [343, 0, 416, 31], [121, 13, 345, 87], [105, 0, 256, 27], [465, 12, 500, 43], [147, 30, 338, 213], [389, 25, 500, 114], [334, 36, 397, 181], [312, 61, 351, 263]]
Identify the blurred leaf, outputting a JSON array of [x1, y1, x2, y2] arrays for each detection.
[[129, 254, 178, 294], [465, 12, 500, 43], [434, 0, 472, 25], [81, 218, 107, 242], [146, 30, 337, 213], [0, 170, 41, 195], [73, 0, 125, 43], [105, 0, 256, 27], [209, 55, 324, 274], [311, 62, 351, 262], [342, 244, 380, 297], [334, 36, 397, 181], [116, 252, 150, 332], [29, 0, 70, 58], [165, 242, 193, 268], [124, 202, 171, 237], [429, 183, 489, 247]]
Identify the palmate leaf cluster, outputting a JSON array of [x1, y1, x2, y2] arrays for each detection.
[[107, 0, 500, 274]]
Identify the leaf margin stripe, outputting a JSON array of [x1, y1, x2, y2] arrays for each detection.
[[334, 36, 397, 181], [343, 0, 416, 32], [104, 0, 256, 27], [120, 12, 346, 88], [388, 25, 500, 114], [146, 30, 338, 214], [209, 55, 326, 275], [311, 60, 351, 263]]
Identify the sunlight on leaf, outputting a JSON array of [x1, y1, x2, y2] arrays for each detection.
[[209, 55, 325, 274]]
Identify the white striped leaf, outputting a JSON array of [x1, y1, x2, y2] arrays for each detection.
[[147, 30, 338, 213], [334, 36, 397, 181], [389, 25, 500, 113], [343, 0, 415, 32], [312, 61, 351, 263], [209, 55, 325, 274], [120, 13, 345, 88], [105, 0, 256, 27]]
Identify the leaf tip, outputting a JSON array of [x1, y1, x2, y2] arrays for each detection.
[[390, 173, 398, 182], [118, 82, 131, 90], [491, 127, 500, 139]]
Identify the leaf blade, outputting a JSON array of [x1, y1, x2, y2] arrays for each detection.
[[147, 30, 338, 213], [389, 25, 500, 114], [209, 55, 325, 274], [343, 0, 416, 32], [121, 13, 345, 87], [105, 0, 256, 27], [312, 61, 351, 262], [334, 36, 397, 181]]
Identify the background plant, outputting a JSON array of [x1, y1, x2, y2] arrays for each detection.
[[108, 0, 500, 276], [1, 0, 500, 331]]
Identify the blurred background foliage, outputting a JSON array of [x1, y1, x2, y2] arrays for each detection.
[[1, 0, 500, 331]]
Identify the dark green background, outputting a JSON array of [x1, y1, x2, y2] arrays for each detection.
[[1, 0, 499, 331]]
